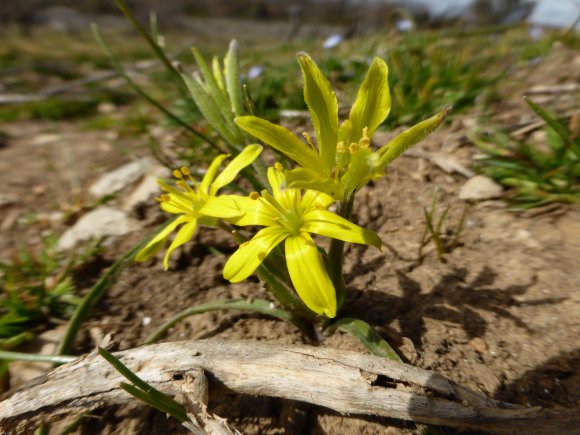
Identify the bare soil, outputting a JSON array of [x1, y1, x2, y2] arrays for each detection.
[[1, 44, 579, 434]]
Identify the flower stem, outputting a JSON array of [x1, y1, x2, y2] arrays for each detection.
[[327, 192, 355, 312]]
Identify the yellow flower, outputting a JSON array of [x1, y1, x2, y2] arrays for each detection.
[[136, 145, 262, 269], [223, 165, 381, 318], [235, 53, 448, 199]]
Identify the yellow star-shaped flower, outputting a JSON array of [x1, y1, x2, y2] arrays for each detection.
[[136, 145, 262, 269], [224, 164, 381, 318]]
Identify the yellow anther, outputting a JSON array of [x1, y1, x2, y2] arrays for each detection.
[[250, 191, 260, 200], [336, 141, 346, 153], [176, 180, 187, 189], [359, 127, 370, 148], [173, 169, 183, 179], [302, 132, 316, 149], [180, 166, 190, 176], [349, 142, 359, 154], [157, 194, 171, 202], [274, 162, 283, 172]]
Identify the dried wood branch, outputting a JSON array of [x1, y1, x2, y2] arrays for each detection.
[[1, 340, 577, 434]]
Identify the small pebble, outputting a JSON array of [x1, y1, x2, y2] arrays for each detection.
[[468, 337, 488, 353]]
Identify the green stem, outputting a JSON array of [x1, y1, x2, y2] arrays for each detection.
[[91, 24, 218, 150], [327, 192, 355, 312], [0, 350, 75, 364], [143, 298, 312, 344], [114, 0, 181, 83]]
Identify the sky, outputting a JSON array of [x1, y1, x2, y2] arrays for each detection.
[[401, 0, 579, 27]]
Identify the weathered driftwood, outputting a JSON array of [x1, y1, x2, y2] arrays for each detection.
[[0, 339, 577, 434], [178, 369, 239, 435]]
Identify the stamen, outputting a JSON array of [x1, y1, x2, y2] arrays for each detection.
[[156, 194, 170, 202], [349, 143, 359, 154], [336, 141, 346, 153], [250, 191, 260, 200], [180, 166, 191, 176], [173, 169, 183, 179], [260, 191, 287, 217], [274, 162, 283, 172], [359, 127, 370, 148], [302, 132, 316, 149]]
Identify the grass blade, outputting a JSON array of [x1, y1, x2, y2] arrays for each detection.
[[98, 347, 187, 421], [325, 318, 401, 362], [144, 298, 311, 344], [0, 350, 75, 364], [225, 40, 244, 117], [120, 383, 187, 422]]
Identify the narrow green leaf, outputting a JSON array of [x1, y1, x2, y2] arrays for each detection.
[[182, 73, 242, 147], [114, 0, 180, 83], [349, 57, 391, 143], [225, 40, 244, 117], [379, 107, 450, 167], [525, 97, 580, 157], [297, 52, 338, 171], [191, 47, 231, 116], [326, 318, 401, 362], [285, 167, 344, 200], [144, 299, 311, 344], [235, 116, 323, 173], [0, 350, 75, 364], [120, 383, 187, 422], [525, 97, 570, 144], [98, 347, 187, 420]]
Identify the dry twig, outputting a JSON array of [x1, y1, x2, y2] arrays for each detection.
[[0, 339, 577, 434]]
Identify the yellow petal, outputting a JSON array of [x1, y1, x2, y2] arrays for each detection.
[[163, 218, 198, 270], [285, 167, 344, 201], [211, 144, 262, 194], [340, 147, 381, 194], [285, 234, 336, 318], [160, 199, 191, 214], [267, 166, 285, 198], [223, 226, 287, 283], [200, 154, 229, 194], [349, 57, 391, 143], [230, 196, 277, 227], [301, 189, 335, 210], [378, 107, 450, 167], [198, 195, 244, 219], [302, 209, 382, 249], [297, 52, 338, 172], [135, 216, 190, 263], [235, 116, 324, 174]]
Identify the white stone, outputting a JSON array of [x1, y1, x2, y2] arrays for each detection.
[[9, 327, 66, 389], [459, 175, 503, 201], [121, 174, 162, 212], [57, 206, 139, 250], [89, 158, 153, 198]]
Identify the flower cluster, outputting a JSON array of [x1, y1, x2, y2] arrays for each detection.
[[138, 52, 446, 318]]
